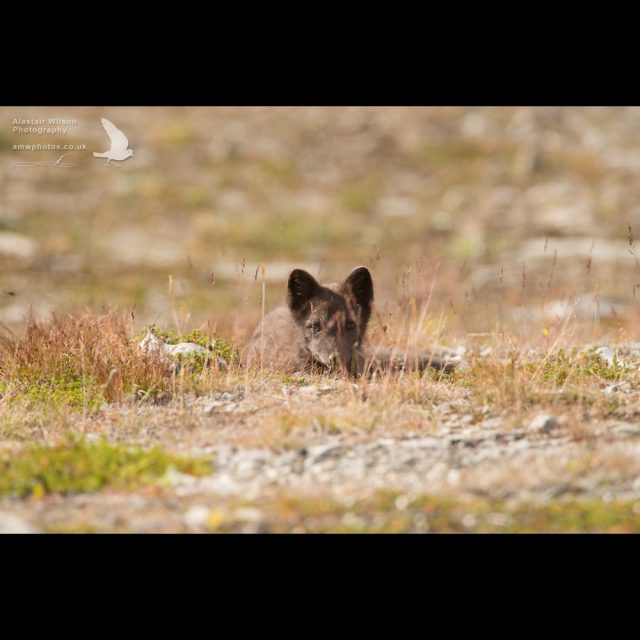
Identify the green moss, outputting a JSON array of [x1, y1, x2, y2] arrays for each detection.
[[283, 374, 307, 386], [535, 347, 632, 386], [2, 371, 106, 411], [0, 437, 212, 499], [451, 348, 634, 409]]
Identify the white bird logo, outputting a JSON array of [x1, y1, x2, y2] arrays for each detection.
[[93, 118, 134, 164]]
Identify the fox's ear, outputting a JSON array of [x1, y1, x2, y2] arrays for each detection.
[[341, 266, 374, 310], [287, 269, 321, 313]]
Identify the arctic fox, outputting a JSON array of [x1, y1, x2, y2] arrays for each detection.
[[243, 266, 457, 376]]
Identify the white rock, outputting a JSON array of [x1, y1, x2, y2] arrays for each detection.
[[599, 346, 615, 365], [454, 345, 468, 358], [164, 342, 210, 357], [578, 344, 628, 367], [138, 330, 165, 355], [487, 512, 511, 528], [461, 514, 477, 529], [0, 512, 39, 534], [163, 467, 200, 487], [446, 469, 461, 486], [0, 232, 37, 259], [202, 400, 226, 415], [139, 330, 224, 366], [183, 505, 211, 530], [299, 384, 336, 396], [527, 414, 559, 434], [232, 507, 264, 523], [317, 385, 336, 394], [604, 381, 632, 395]]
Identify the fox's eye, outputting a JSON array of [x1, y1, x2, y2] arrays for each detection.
[[309, 321, 322, 332], [346, 321, 356, 331]]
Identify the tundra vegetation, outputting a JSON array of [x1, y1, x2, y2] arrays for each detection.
[[2, 107, 640, 532]]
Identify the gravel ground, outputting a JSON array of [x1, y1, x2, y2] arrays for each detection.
[[3, 372, 640, 532]]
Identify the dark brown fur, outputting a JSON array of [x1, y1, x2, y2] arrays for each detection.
[[243, 267, 457, 376]]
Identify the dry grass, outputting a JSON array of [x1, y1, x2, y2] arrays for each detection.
[[0, 311, 170, 405], [0, 303, 636, 451]]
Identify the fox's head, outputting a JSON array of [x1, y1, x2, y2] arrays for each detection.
[[287, 266, 374, 374]]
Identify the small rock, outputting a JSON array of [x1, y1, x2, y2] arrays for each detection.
[[164, 342, 210, 357], [299, 384, 336, 396], [487, 512, 511, 528], [0, 512, 39, 534], [461, 514, 477, 529], [527, 413, 559, 434], [163, 467, 200, 487], [0, 232, 37, 259], [446, 469, 461, 486], [626, 342, 640, 358], [232, 507, 264, 523], [184, 505, 211, 530], [595, 346, 616, 367], [317, 385, 336, 395], [138, 330, 165, 355], [587, 345, 627, 368], [454, 344, 468, 358], [306, 444, 346, 464], [232, 507, 267, 531], [202, 400, 226, 415], [299, 385, 318, 396], [604, 381, 632, 395], [610, 424, 640, 438], [139, 330, 225, 366]]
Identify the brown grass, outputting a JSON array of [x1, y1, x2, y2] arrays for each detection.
[[0, 311, 170, 404]]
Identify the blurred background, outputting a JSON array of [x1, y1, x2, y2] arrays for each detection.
[[2, 106, 640, 346]]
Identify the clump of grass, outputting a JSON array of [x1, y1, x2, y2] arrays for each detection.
[[0, 311, 246, 411], [0, 311, 177, 406], [0, 437, 211, 499], [0, 372, 105, 411], [283, 374, 307, 385], [451, 344, 635, 411], [535, 347, 632, 386]]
